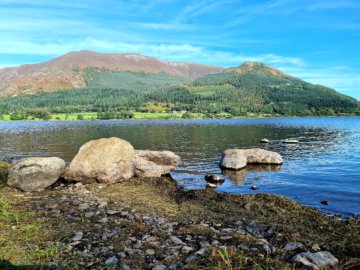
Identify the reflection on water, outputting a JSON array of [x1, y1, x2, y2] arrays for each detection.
[[222, 165, 282, 184], [0, 117, 359, 215]]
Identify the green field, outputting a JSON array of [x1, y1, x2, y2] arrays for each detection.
[[0, 112, 234, 121]]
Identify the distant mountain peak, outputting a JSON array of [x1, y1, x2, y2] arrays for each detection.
[[226, 61, 288, 78]]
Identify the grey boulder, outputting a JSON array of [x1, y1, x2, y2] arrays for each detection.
[[7, 157, 65, 192], [134, 150, 180, 177]]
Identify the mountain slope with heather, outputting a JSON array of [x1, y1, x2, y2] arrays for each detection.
[[0, 50, 224, 97]]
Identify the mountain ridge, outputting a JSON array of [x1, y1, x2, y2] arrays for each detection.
[[0, 50, 224, 97]]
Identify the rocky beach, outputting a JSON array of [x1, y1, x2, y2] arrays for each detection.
[[0, 137, 359, 269]]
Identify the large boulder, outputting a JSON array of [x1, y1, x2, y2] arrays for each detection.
[[134, 150, 180, 177], [64, 137, 135, 184], [220, 150, 247, 170], [7, 157, 65, 192], [220, 148, 282, 170]]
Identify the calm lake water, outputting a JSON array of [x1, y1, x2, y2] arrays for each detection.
[[0, 117, 359, 216]]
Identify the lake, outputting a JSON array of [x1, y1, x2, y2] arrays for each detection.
[[0, 117, 359, 216]]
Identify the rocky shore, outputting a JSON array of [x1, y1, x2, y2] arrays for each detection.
[[0, 138, 360, 269]]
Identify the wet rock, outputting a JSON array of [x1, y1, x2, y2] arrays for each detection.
[[7, 157, 65, 192], [206, 183, 218, 188], [320, 200, 328, 205], [251, 185, 258, 190], [134, 150, 180, 177], [260, 138, 269, 143], [284, 242, 304, 251], [105, 256, 118, 266], [205, 174, 224, 183], [283, 139, 299, 144], [291, 251, 338, 269], [64, 137, 135, 184]]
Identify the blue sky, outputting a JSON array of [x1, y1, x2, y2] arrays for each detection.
[[0, 0, 359, 99]]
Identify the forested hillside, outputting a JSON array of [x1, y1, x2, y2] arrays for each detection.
[[0, 62, 359, 118]]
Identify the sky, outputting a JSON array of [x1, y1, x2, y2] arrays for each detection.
[[0, 0, 359, 100]]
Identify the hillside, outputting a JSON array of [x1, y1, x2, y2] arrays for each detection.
[[0, 50, 224, 97], [0, 55, 359, 118]]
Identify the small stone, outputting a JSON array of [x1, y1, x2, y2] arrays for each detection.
[[146, 249, 156, 256], [291, 251, 338, 269], [78, 203, 90, 211], [320, 200, 328, 205], [98, 217, 108, 224], [312, 244, 321, 251], [106, 210, 119, 215], [85, 211, 95, 218], [262, 244, 276, 254], [181, 246, 193, 254], [205, 174, 224, 183], [74, 182, 84, 188], [251, 185, 258, 190], [207, 183, 218, 188], [260, 138, 269, 143], [152, 265, 166, 270], [119, 264, 131, 270], [71, 231, 83, 241], [98, 201, 108, 209], [170, 236, 183, 245], [244, 203, 251, 210], [45, 202, 59, 210], [105, 256, 118, 266], [284, 242, 304, 251]]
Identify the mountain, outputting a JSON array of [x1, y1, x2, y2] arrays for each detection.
[[0, 53, 358, 117], [0, 50, 224, 97]]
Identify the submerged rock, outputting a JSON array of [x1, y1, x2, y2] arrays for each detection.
[[291, 251, 338, 269], [7, 157, 65, 192], [134, 150, 180, 177], [64, 137, 135, 184]]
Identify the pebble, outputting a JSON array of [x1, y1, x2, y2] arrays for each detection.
[[78, 203, 90, 211], [105, 256, 118, 266], [284, 242, 304, 251], [71, 231, 84, 241], [152, 265, 166, 270], [98, 217, 108, 224], [84, 211, 95, 218], [98, 201, 108, 209], [170, 236, 183, 245], [45, 202, 59, 209], [260, 138, 269, 143], [145, 249, 156, 255]]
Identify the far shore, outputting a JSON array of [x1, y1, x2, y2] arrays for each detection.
[[1, 112, 359, 122]]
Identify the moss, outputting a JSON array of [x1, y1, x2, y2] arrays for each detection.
[[0, 161, 9, 185]]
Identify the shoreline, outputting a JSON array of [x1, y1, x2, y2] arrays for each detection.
[[1, 113, 359, 122], [1, 175, 359, 269]]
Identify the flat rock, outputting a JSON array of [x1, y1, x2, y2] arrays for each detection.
[[220, 148, 282, 170], [134, 150, 180, 177], [64, 137, 135, 184], [284, 242, 304, 251], [7, 157, 65, 192], [291, 251, 338, 269]]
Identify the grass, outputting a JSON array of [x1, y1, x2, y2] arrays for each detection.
[[0, 183, 65, 268]]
